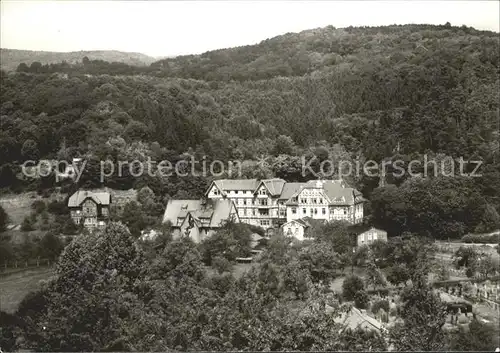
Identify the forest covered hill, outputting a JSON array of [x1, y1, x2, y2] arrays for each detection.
[[0, 49, 156, 71], [1, 23, 499, 239]]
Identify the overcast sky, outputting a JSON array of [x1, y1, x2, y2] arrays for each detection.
[[1, 1, 499, 58]]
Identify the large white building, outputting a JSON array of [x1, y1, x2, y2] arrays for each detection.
[[285, 180, 364, 224], [205, 178, 365, 230]]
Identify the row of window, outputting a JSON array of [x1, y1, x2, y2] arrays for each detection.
[[238, 209, 269, 216], [215, 197, 271, 206], [299, 198, 325, 204], [212, 189, 268, 196], [291, 207, 328, 215], [75, 208, 108, 216]]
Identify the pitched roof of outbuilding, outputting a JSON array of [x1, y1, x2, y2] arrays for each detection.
[[162, 199, 237, 228], [281, 218, 311, 228], [334, 307, 384, 332], [359, 227, 388, 237]]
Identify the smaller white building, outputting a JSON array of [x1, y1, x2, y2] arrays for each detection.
[[281, 219, 311, 241], [357, 227, 388, 247]]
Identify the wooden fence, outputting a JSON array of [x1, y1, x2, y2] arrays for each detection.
[[0, 259, 54, 276]]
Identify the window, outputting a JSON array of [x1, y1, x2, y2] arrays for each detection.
[[373, 233, 378, 240], [235, 190, 239, 194], [303, 208, 306, 214], [314, 208, 318, 214], [260, 199, 268, 206], [292, 208, 297, 214], [322, 208, 326, 215], [319, 199, 323, 204], [294, 227, 298, 234], [243, 209, 247, 216], [259, 209, 269, 216], [252, 210, 256, 216], [243, 199, 247, 205], [344, 208, 348, 215], [260, 220, 270, 226]]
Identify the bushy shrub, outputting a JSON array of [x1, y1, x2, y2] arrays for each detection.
[[47, 199, 68, 215], [371, 299, 390, 314], [465, 267, 474, 278], [21, 216, 35, 232], [212, 256, 232, 274], [354, 290, 369, 309], [31, 200, 46, 214], [342, 275, 365, 301]]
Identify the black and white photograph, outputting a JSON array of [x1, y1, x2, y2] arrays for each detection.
[[0, 0, 499, 351]]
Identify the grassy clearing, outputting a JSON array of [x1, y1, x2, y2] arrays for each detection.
[[0, 267, 54, 313], [0, 188, 137, 226], [0, 192, 43, 225]]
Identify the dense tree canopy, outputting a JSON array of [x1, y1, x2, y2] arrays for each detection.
[[1, 24, 498, 239]]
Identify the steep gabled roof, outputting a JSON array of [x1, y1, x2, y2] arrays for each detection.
[[214, 179, 259, 191], [335, 307, 384, 333], [162, 199, 237, 228], [255, 178, 286, 196], [205, 179, 260, 196], [359, 227, 388, 237], [284, 180, 365, 206], [68, 190, 111, 207]]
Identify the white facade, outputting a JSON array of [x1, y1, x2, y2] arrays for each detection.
[[206, 179, 365, 230], [357, 228, 388, 247], [281, 220, 309, 241], [206, 182, 280, 229], [285, 181, 364, 224]]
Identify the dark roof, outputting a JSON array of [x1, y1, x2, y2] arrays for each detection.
[[285, 180, 365, 206], [68, 190, 110, 207], [278, 182, 304, 200], [162, 199, 237, 228]]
